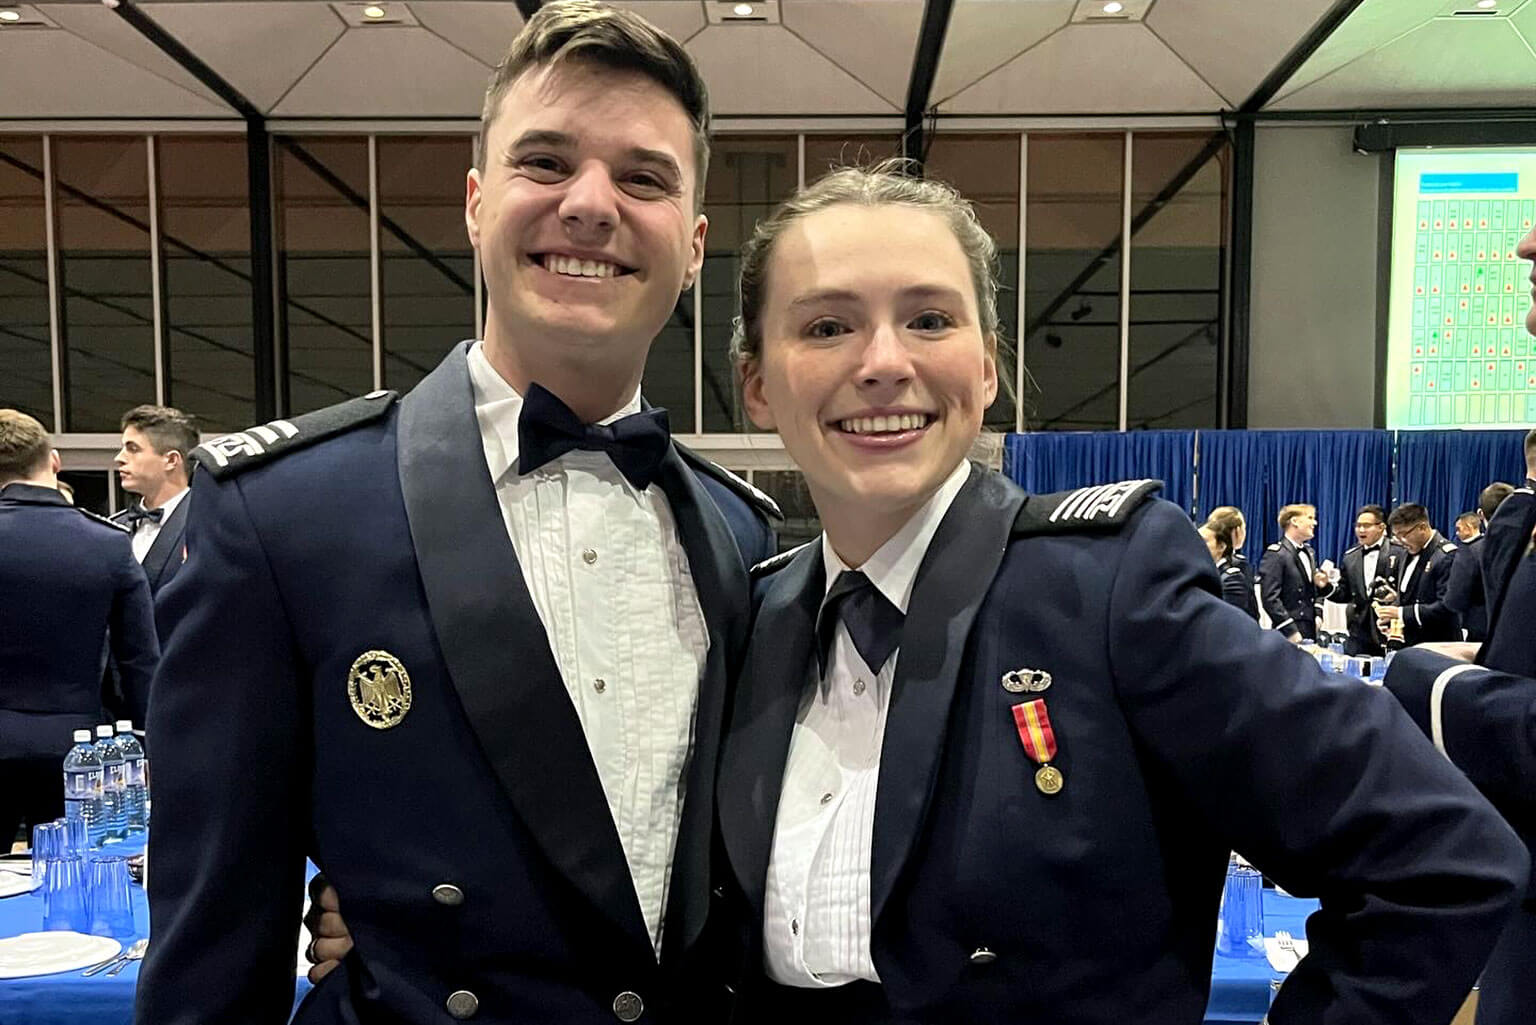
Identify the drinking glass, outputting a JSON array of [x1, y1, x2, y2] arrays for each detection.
[[87, 856, 135, 938], [43, 854, 89, 933]]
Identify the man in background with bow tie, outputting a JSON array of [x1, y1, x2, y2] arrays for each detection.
[[136, 5, 776, 1024], [1326, 504, 1403, 656], [110, 405, 197, 599], [1259, 503, 1334, 643]]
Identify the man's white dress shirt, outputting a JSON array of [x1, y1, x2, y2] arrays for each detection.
[[763, 460, 969, 988], [468, 341, 708, 955], [129, 486, 188, 563]]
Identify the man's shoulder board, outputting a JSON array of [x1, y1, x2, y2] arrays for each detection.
[[1442, 541, 1458, 554], [1344, 543, 1362, 555], [79, 508, 129, 532], [1265, 542, 1282, 552], [194, 391, 398, 481], [1013, 479, 1162, 537], [750, 540, 813, 579], [1222, 564, 1243, 576], [675, 444, 782, 521]]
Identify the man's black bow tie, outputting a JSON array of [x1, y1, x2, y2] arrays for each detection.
[[122, 503, 164, 528], [517, 383, 670, 490]]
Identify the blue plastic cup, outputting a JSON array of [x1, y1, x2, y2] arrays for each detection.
[[61, 815, 89, 857], [30, 821, 64, 890], [87, 856, 135, 939], [43, 854, 90, 933], [1216, 858, 1265, 958]]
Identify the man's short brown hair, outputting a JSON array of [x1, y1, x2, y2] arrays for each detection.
[[121, 405, 199, 463], [0, 409, 53, 484], [1479, 482, 1515, 521], [477, 0, 711, 211], [1277, 504, 1315, 530]]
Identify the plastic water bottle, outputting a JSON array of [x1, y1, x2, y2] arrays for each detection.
[[114, 721, 148, 834], [94, 724, 127, 843], [62, 729, 105, 848]]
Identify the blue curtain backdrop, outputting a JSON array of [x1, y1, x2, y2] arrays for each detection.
[[1199, 431, 1392, 565], [1003, 431, 1196, 515], [1395, 430, 1528, 539]]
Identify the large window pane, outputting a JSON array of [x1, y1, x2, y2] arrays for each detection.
[[701, 135, 798, 432], [925, 134, 1020, 431], [55, 137, 155, 432], [378, 136, 475, 394], [58, 469, 110, 517], [275, 137, 372, 415], [1023, 134, 1124, 431], [158, 135, 255, 431], [1127, 133, 1228, 429], [0, 136, 52, 426], [803, 134, 902, 182], [753, 469, 820, 553]]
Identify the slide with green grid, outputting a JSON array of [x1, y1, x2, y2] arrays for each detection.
[[1387, 148, 1536, 429]]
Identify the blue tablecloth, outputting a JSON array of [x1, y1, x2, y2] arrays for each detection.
[[0, 835, 313, 1025], [3, 859, 1310, 1025]]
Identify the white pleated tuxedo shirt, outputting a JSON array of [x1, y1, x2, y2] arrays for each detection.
[[763, 460, 969, 988], [129, 485, 188, 563], [468, 341, 709, 955]]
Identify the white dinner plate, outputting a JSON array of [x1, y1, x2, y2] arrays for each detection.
[[0, 869, 40, 899], [0, 932, 121, 979]]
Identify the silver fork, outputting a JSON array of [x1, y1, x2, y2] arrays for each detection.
[[1275, 930, 1302, 970]]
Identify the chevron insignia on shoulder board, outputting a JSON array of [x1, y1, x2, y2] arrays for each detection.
[[1048, 479, 1160, 525], [751, 540, 813, 578], [196, 419, 301, 469]]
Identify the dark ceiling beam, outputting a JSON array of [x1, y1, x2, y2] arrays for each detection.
[[901, 0, 956, 171], [1236, 0, 1371, 113], [101, 0, 261, 118], [513, 0, 543, 23]]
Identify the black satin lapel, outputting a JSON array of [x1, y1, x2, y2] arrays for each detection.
[[870, 466, 1023, 925], [653, 446, 752, 963], [397, 342, 648, 949], [718, 544, 823, 917], [141, 498, 189, 586]]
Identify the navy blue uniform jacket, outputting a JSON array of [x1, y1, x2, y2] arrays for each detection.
[[136, 343, 774, 1025], [1215, 555, 1258, 620], [1257, 537, 1330, 640], [1396, 532, 1460, 645], [1385, 496, 1536, 1025], [1444, 534, 1488, 640], [0, 483, 158, 752], [720, 467, 1525, 1025], [1483, 484, 1534, 623], [110, 491, 190, 597]]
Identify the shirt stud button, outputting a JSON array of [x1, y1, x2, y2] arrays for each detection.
[[852, 679, 867, 696], [819, 792, 834, 805], [791, 918, 799, 935], [583, 548, 598, 565], [594, 678, 607, 694]]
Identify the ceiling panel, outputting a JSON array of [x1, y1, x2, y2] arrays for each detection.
[[1273, 16, 1536, 109], [270, 26, 491, 117], [939, 22, 1227, 114], [780, 0, 925, 109], [1146, 0, 1341, 107], [687, 23, 898, 115], [0, 29, 232, 117], [611, 1, 708, 44], [382, 2, 522, 69], [141, 1, 347, 111], [1273, 0, 1443, 102], [931, 0, 1074, 106], [39, 3, 223, 105]]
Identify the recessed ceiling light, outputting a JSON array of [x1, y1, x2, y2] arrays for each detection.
[[733, 3, 753, 14], [362, 4, 386, 17], [1102, 1, 1125, 13], [0, 9, 21, 21], [1476, 0, 1497, 7]]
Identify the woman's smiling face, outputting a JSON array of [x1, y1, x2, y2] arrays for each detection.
[[741, 202, 997, 534]]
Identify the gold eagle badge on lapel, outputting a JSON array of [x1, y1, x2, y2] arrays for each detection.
[[347, 650, 413, 729]]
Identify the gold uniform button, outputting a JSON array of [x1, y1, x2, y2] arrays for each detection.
[[446, 990, 479, 1019], [582, 548, 598, 565], [613, 991, 644, 1022], [432, 883, 464, 906], [969, 947, 997, 965]]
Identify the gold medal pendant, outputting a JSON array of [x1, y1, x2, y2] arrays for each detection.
[[1034, 764, 1064, 795], [347, 649, 413, 729]]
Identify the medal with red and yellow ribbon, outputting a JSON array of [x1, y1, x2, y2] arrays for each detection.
[[1011, 698, 1064, 795]]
